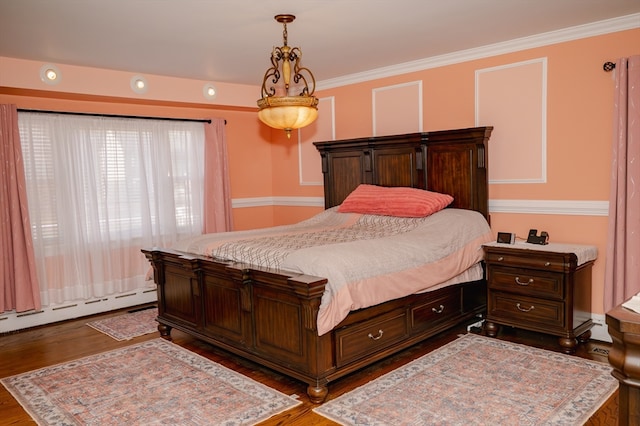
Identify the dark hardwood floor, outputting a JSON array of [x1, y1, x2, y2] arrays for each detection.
[[0, 305, 618, 425]]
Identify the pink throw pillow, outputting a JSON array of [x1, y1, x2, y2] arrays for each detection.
[[338, 184, 453, 217]]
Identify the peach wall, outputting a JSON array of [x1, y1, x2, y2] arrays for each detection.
[[288, 28, 639, 315], [0, 57, 257, 108], [272, 206, 324, 227], [2, 27, 639, 317], [232, 206, 275, 231], [270, 134, 324, 197], [0, 88, 275, 231]]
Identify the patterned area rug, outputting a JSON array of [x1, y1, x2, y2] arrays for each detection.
[[87, 307, 158, 341], [315, 334, 618, 425], [1, 339, 301, 425]]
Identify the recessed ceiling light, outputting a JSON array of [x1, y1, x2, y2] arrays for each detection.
[[130, 75, 148, 94], [39, 64, 61, 85], [203, 83, 217, 100]]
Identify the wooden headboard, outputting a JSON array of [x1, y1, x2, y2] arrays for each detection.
[[313, 126, 493, 218]]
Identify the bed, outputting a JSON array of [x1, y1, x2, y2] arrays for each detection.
[[142, 126, 493, 403]]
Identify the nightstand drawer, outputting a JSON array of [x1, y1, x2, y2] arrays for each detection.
[[489, 292, 565, 329], [488, 266, 563, 299], [485, 251, 569, 272]]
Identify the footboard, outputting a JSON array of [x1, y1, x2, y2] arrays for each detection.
[[143, 248, 336, 399], [143, 248, 486, 403]]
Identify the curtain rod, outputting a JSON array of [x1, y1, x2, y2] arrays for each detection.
[[17, 109, 219, 124], [603, 61, 631, 72]]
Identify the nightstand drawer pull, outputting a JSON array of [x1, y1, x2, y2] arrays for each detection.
[[497, 256, 504, 261], [368, 329, 384, 340], [431, 304, 445, 314], [515, 277, 534, 286], [516, 303, 535, 312], [544, 261, 551, 267]]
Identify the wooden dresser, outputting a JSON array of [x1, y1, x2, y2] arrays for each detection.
[[483, 242, 597, 353], [606, 304, 640, 426]]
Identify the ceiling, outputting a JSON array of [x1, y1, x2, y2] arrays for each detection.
[[1, 1, 639, 88]]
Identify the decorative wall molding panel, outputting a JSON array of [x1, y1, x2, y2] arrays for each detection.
[[372, 81, 423, 136], [299, 96, 335, 186], [476, 58, 547, 184]]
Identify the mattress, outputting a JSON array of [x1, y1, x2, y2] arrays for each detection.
[[173, 207, 493, 335]]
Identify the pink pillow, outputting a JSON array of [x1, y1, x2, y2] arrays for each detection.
[[338, 184, 453, 217]]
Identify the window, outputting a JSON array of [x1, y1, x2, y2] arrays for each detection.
[[18, 112, 205, 304]]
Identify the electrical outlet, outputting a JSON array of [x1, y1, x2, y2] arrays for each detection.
[[466, 320, 485, 332]]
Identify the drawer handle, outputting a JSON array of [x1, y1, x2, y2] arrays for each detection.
[[544, 261, 551, 267], [515, 277, 534, 286], [497, 256, 504, 261], [368, 329, 384, 340], [432, 304, 445, 314], [516, 303, 535, 312]]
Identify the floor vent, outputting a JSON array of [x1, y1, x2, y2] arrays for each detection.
[[590, 347, 610, 356]]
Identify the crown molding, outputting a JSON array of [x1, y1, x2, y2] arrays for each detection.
[[318, 13, 640, 90]]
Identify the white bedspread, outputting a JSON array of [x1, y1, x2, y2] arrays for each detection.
[[173, 208, 493, 335]]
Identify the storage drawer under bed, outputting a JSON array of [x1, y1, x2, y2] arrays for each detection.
[[410, 287, 462, 331], [335, 308, 409, 367]]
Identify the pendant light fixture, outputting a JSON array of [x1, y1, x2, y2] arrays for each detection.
[[257, 14, 319, 138]]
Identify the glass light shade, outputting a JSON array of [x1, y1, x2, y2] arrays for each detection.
[[257, 14, 318, 138], [257, 95, 318, 136]]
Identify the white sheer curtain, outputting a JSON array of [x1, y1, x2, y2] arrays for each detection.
[[18, 113, 205, 306]]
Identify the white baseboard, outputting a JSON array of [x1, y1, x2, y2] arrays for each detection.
[[0, 287, 158, 334], [0, 281, 613, 347]]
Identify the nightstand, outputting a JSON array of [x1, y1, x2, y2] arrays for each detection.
[[483, 241, 597, 354]]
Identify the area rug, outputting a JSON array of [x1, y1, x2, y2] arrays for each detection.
[[86, 307, 158, 341], [314, 334, 618, 425], [1, 338, 301, 425]]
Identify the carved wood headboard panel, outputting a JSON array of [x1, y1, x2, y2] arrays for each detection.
[[313, 126, 492, 218]]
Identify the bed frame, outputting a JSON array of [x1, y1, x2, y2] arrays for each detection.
[[142, 126, 493, 403]]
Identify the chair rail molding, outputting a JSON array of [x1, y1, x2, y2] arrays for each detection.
[[489, 199, 609, 216]]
